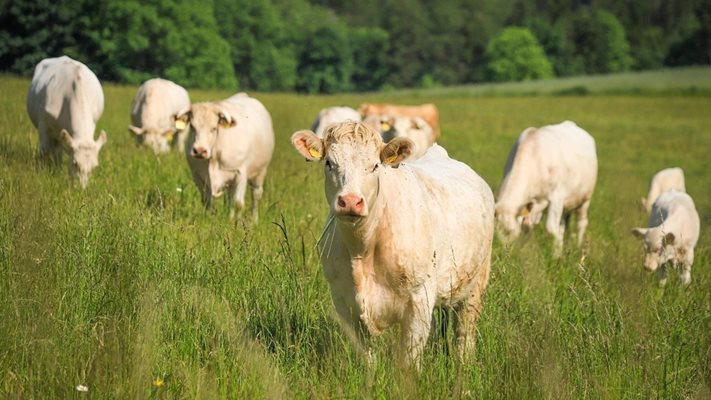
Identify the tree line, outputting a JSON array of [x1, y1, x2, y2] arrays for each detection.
[[1, 0, 709, 93]]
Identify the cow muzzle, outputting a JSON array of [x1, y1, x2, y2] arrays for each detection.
[[335, 193, 366, 217], [191, 146, 209, 159]]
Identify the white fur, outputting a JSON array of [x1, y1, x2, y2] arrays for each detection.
[[642, 167, 685, 212]]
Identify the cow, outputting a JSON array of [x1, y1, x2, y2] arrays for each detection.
[[177, 93, 275, 221], [641, 167, 685, 212], [128, 78, 191, 154], [358, 103, 440, 139], [495, 120, 597, 256], [632, 190, 700, 286], [364, 115, 436, 160], [310, 106, 361, 138], [291, 121, 494, 368], [26, 56, 107, 188]]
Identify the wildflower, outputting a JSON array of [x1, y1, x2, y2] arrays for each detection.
[[176, 187, 183, 193], [153, 377, 165, 388], [76, 384, 89, 392]]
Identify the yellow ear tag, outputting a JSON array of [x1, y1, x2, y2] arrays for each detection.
[[164, 132, 174, 142], [308, 147, 321, 159], [381, 123, 391, 131], [175, 120, 186, 130], [384, 154, 398, 164]]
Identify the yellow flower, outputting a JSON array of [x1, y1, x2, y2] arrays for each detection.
[[153, 378, 164, 388]]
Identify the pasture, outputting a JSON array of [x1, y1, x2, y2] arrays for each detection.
[[1, 74, 710, 398]]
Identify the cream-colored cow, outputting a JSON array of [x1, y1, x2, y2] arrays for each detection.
[[291, 122, 494, 368], [178, 93, 274, 221], [364, 115, 435, 160], [310, 106, 361, 138], [27, 56, 107, 188], [495, 120, 598, 255], [641, 167, 686, 212], [129, 78, 191, 154], [358, 102, 440, 139], [632, 190, 700, 286]]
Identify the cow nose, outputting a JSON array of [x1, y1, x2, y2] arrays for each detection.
[[191, 146, 208, 159], [337, 194, 365, 215]]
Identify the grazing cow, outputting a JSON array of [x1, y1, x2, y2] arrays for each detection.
[[26, 56, 107, 188], [641, 167, 685, 212], [291, 122, 494, 367], [495, 121, 597, 255], [129, 78, 191, 154], [311, 106, 361, 138], [178, 93, 275, 221], [632, 190, 699, 286], [366, 115, 435, 160], [358, 103, 440, 139]]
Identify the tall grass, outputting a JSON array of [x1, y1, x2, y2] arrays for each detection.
[[0, 75, 709, 398]]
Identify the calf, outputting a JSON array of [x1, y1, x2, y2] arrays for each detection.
[[632, 190, 700, 286], [310, 106, 361, 138], [641, 167, 685, 212]]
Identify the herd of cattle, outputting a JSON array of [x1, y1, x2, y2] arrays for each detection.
[[25, 56, 701, 367]]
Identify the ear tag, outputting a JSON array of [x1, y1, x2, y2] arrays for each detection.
[[381, 123, 391, 131], [384, 154, 397, 164], [164, 132, 174, 142], [175, 120, 186, 130], [308, 147, 321, 159]]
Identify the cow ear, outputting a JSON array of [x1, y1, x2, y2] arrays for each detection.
[[520, 202, 533, 217], [218, 111, 236, 128], [664, 232, 675, 245], [631, 227, 647, 239], [59, 129, 76, 150], [380, 137, 413, 167], [128, 125, 144, 136], [96, 130, 107, 149], [174, 108, 191, 130], [291, 130, 323, 161], [380, 116, 393, 132]]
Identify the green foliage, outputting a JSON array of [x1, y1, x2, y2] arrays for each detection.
[[569, 8, 634, 74], [1, 0, 710, 91], [485, 27, 554, 82]]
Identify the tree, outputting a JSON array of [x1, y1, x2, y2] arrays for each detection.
[[569, 8, 634, 74], [349, 27, 390, 91], [485, 27, 554, 82]]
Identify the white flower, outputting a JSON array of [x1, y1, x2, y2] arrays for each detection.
[[76, 384, 89, 392], [176, 187, 183, 193]]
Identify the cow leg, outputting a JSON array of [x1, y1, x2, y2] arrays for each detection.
[[37, 121, 53, 164], [656, 265, 668, 287], [575, 199, 591, 246], [230, 170, 248, 220], [191, 169, 212, 208], [454, 254, 490, 362], [399, 285, 436, 369], [248, 168, 268, 223], [679, 248, 694, 286], [545, 199, 565, 256]]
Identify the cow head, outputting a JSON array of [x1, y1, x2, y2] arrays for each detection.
[[495, 202, 534, 241], [291, 122, 413, 221], [631, 227, 676, 272], [59, 129, 107, 188], [128, 124, 176, 154], [177, 104, 236, 159]]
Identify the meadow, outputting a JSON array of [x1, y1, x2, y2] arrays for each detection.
[[1, 72, 710, 399]]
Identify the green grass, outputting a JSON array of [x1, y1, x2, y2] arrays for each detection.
[[386, 66, 711, 97], [1, 74, 710, 399]]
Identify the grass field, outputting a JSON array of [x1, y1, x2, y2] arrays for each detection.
[[1, 72, 710, 399]]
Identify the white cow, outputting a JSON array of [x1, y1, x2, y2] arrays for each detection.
[[495, 120, 598, 255], [378, 115, 435, 160], [178, 93, 274, 221], [291, 122, 494, 367], [632, 190, 700, 286], [129, 78, 191, 154], [310, 106, 361, 138], [27, 56, 107, 188], [641, 167, 686, 212]]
